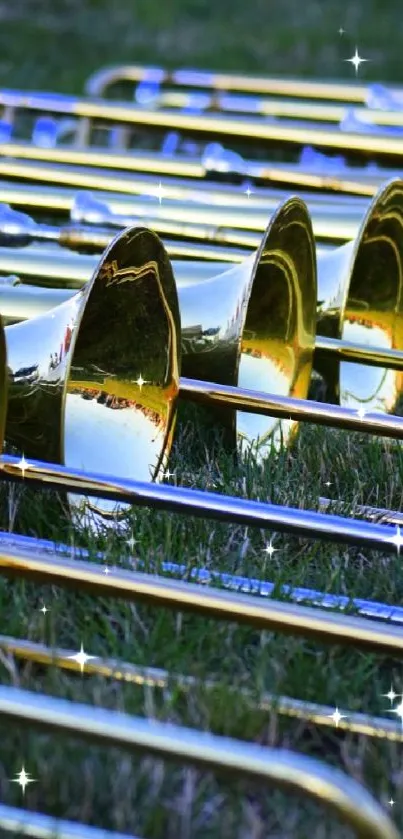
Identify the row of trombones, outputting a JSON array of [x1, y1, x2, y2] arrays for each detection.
[[0, 62, 403, 839]]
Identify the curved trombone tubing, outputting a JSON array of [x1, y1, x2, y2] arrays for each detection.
[[0, 158, 364, 243], [1, 88, 403, 159], [0, 806, 139, 839], [1, 631, 403, 746], [0, 687, 398, 839], [1, 453, 403, 555], [85, 63, 403, 105], [84, 70, 403, 128]]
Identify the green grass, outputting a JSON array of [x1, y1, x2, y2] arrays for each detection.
[[0, 1, 403, 837]]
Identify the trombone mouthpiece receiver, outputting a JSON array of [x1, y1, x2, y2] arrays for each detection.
[[3, 225, 181, 527]]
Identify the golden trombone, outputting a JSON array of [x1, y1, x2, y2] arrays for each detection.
[[0, 86, 402, 160], [0, 518, 400, 839], [1, 181, 403, 418], [4, 200, 403, 529], [85, 62, 403, 105], [84, 63, 403, 128], [0, 156, 369, 243]]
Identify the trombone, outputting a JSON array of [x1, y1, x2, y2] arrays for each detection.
[[85, 62, 403, 105], [83, 65, 403, 129], [1, 181, 403, 417], [0, 157, 369, 243], [0, 87, 402, 159], [4, 206, 403, 529]]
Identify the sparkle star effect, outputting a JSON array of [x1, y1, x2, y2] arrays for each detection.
[[11, 766, 36, 794], [389, 525, 403, 556], [39, 604, 49, 615], [391, 698, 403, 726], [67, 643, 97, 674], [126, 535, 138, 553], [263, 538, 278, 558], [338, 27, 345, 35], [103, 565, 111, 575], [345, 47, 370, 75], [389, 799, 395, 807], [245, 186, 252, 198], [154, 182, 164, 204], [383, 685, 400, 706], [164, 469, 175, 481], [329, 707, 347, 727], [357, 407, 366, 421], [135, 374, 149, 390], [16, 454, 29, 477]]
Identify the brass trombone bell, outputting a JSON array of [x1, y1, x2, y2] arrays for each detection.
[[2, 182, 403, 409], [2, 223, 181, 521]]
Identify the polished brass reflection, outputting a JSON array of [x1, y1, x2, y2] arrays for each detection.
[[0, 197, 316, 456], [85, 63, 403, 127], [178, 196, 316, 454], [86, 62, 399, 105], [0, 157, 364, 244], [0, 684, 398, 839], [316, 179, 403, 413], [1, 86, 403, 160], [3, 224, 181, 520]]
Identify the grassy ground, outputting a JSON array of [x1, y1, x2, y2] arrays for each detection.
[[0, 1, 403, 837]]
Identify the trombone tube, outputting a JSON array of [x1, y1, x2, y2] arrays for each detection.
[[0, 88, 403, 158], [1, 453, 403, 555], [0, 529, 401, 623], [1, 631, 403, 743], [0, 686, 398, 839], [0, 141, 374, 207], [85, 63, 403, 105], [0, 805, 138, 839], [0, 159, 363, 242]]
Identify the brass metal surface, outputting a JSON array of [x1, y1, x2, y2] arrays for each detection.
[[0, 528, 401, 622], [1, 452, 403, 553], [3, 225, 181, 521], [0, 158, 365, 243], [0, 684, 398, 839], [86, 63, 402, 104], [0, 88, 402, 158]]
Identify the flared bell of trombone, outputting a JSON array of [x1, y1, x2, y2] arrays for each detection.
[[178, 196, 317, 456], [3, 225, 181, 524], [316, 178, 403, 413]]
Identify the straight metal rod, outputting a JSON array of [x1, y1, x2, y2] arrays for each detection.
[[0, 159, 362, 242], [0, 454, 402, 554], [0, 686, 398, 839], [0, 529, 400, 623], [180, 377, 403, 434], [1, 545, 402, 654], [0, 530, 400, 623]]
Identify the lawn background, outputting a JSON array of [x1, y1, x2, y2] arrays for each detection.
[[0, 2, 402, 838]]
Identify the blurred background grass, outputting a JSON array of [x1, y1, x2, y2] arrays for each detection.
[[0, 2, 403, 838], [0, 0, 401, 91]]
